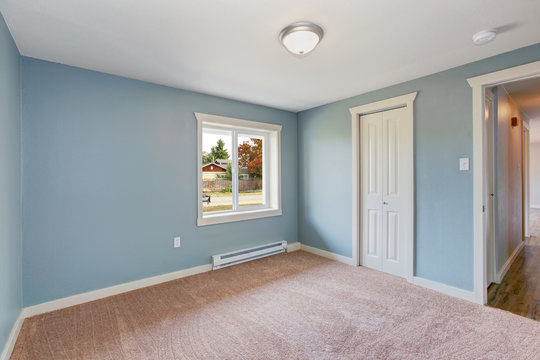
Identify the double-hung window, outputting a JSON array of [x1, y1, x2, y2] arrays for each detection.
[[196, 113, 282, 226]]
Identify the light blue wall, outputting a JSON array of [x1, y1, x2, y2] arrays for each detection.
[[21, 58, 298, 306], [298, 43, 540, 291], [0, 12, 21, 351], [15, 34, 540, 305]]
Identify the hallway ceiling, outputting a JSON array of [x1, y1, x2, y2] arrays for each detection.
[[503, 77, 540, 121], [2, 0, 540, 112]]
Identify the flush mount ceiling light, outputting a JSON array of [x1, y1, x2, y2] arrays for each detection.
[[472, 29, 497, 45], [279, 22, 324, 56]]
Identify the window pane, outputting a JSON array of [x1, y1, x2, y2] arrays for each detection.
[[202, 128, 232, 212], [238, 135, 263, 207]]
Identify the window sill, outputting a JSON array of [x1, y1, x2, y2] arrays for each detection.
[[197, 208, 282, 226]]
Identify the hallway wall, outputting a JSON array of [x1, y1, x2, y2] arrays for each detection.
[[530, 140, 540, 208], [494, 86, 524, 275]]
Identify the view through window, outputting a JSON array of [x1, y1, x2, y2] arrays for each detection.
[[202, 130, 265, 213], [238, 135, 263, 207]]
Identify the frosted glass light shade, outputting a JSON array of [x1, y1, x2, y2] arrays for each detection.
[[279, 22, 323, 56]]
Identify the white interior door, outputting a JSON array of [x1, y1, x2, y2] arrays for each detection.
[[485, 89, 496, 286], [361, 112, 383, 270], [361, 107, 411, 278]]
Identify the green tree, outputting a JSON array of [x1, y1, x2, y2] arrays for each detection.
[[202, 139, 230, 164], [211, 139, 229, 161], [219, 163, 242, 180], [225, 163, 233, 180], [202, 151, 211, 165]]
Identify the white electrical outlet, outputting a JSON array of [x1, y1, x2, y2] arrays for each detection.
[[174, 237, 181, 248]]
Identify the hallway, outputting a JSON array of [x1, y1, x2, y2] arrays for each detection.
[[488, 208, 540, 320]]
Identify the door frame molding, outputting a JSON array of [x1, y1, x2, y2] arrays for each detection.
[[467, 60, 540, 304], [350, 92, 417, 282]]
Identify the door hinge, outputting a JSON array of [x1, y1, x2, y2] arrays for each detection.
[[482, 205, 486, 213]]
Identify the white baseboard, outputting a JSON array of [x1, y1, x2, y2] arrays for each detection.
[[286, 242, 301, 252], [0, 311, 24, 360], [412, 276, 476, 302], [23, 263, 212, 318], [495, 241, 524, 283], [300, 244, 355, 265]]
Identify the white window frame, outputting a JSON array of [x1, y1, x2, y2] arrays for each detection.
[[196, 112, 282, 226]]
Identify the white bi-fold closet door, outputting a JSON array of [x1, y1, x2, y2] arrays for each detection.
[[361, 107, 412, 279]]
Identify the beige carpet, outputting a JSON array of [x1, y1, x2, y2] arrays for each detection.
[[11, 251, 540, 360]]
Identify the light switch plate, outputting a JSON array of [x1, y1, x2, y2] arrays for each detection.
[[459, 157, 469, 171], [174, 237, 181, 248]]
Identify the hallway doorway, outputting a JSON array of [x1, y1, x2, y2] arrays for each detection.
[[485, 75, 540, 321]]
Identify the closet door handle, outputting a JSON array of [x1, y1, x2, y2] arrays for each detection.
[[383, 201, 388, 205]]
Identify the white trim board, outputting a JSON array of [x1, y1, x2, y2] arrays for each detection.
[[495, 241, 524, 283], [23, 263, 212, 318], [0, 311, 24, 360], [530, 205, 540, 209], [350, 92, 417, 281], [286, 241, 301, 252], [300, 244, 355, 265], [412, 277, 476, 302], [467, 60, 540, 304]]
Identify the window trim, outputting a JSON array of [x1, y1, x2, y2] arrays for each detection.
[[195, 112, 282, 226]]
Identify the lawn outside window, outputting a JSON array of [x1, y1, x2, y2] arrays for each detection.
[[195, 113, 282, 226]]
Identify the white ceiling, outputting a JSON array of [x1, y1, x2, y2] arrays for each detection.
[[2, 0, 540, 112]]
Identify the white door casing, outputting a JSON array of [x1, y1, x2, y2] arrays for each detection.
[[351, 92, 417, 281], [523, 126, 530, 238], [467, 60, 540, 304]]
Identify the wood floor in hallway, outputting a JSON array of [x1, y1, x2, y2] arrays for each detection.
[[488, 208, 540, 321]]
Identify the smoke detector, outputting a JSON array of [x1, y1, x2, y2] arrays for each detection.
[[472, 29, 497, 45]]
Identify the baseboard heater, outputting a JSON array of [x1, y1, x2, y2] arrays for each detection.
[[212, 241, 287, 270]]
